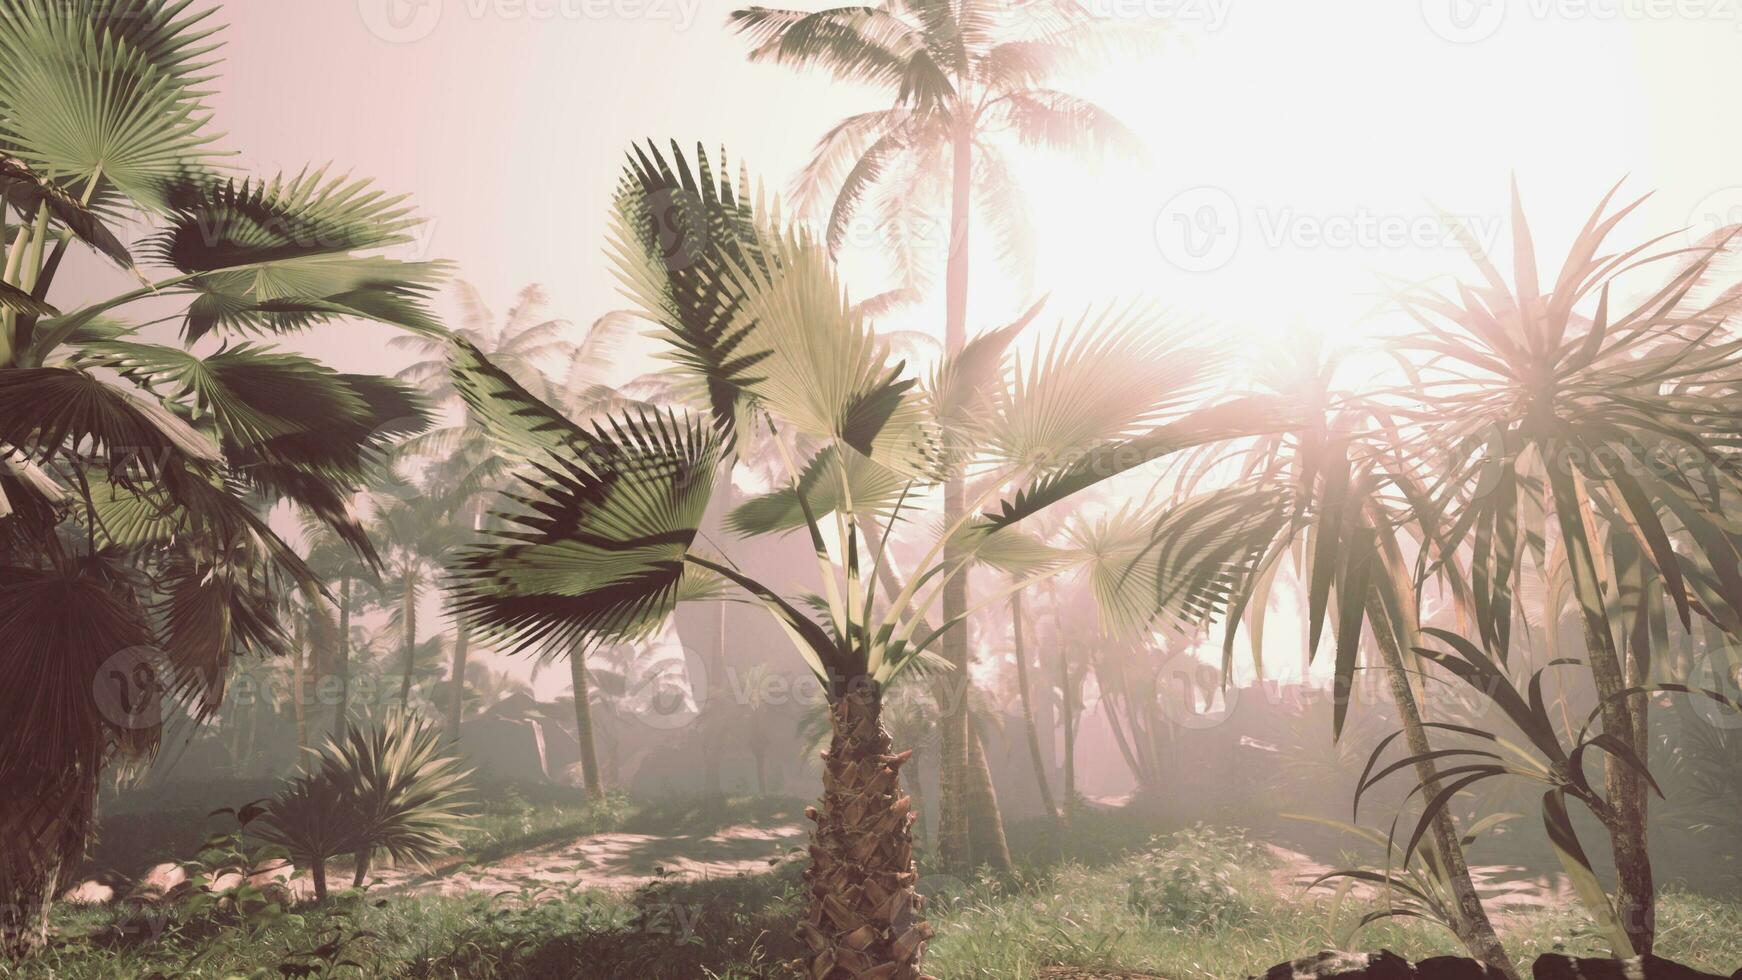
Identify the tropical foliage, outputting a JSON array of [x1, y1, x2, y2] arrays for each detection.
[[256, 709, 473, 901], [445, 141, 1283, 979], [0, 0, 442, 952]]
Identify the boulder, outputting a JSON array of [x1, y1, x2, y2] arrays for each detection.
[[1532, 954, 1733, 979], [1254, 951, 1415, 979], [1417, 957, 1508, 979], [60, 880, 114, 906], [126, 862, 188, 903]]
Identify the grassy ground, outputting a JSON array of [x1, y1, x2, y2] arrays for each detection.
[[14, 809, 1742, 979]]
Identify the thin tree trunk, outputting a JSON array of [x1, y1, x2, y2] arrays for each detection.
[[292, 615, 309, 758], [1060, 635, 1077, 822], [311, 856, 328, 903], [446, 620, 471, 744], [399, 566, 417, 707], [802, 685, 929, 979], [1367, 586, 1520, 979], [335, 576, 351, 735], [703, 602, 725, 796], [1011, 591, 1059, 823], [1547, 465, 1653, 953], [965, 728, 1013, 872], [570, 649, 604, 802], [936, 120, 975, 873]]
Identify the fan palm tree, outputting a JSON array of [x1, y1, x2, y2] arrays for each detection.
[[0, 0, 443, 954], [1378, 183, 1742, 955], [731, 0, 1154, 869], [446, 142, 1282, 979], [398, 281, 640, 750]]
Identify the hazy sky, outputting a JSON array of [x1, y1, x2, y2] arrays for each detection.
[[82, 1, 1742, 694], [141, 0, 1742, 377]]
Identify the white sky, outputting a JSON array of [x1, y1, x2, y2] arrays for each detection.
[[61, 0, 1742, 693]]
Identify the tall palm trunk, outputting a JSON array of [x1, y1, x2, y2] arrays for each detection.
[[398, 566, 417, 707], [702, 602, 726, 796], [1060, 644, 1076, 822], [446, 620, 471, 744], [292, 614, 309, 758], [1547, 464, 1654, 953], [1011, 591, 1059, 823], [570, 649, 604, 801], [802, 686, 929, 980], [334, 576, 351, 735], [1366, 586, 1519, 979], [965, 728, 1012, 871], [937, 118, 980, 872]]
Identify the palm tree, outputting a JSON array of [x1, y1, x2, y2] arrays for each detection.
[[446, 143, 1279, 979], [397, 281, 638, 754], [0, 0, 443, 953], [303, 515, 375, 738], [731, 0, 1153, 869], [1152, 335, 1520, 976], [1381, 184, 1742, 955]]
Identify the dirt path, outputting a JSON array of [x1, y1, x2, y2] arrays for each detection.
[[353, 819, 809, 899], [1262, 843, 1577, 914]]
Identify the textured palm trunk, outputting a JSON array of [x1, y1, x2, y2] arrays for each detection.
[[1011, 591, 1060, 823], [1367, 589, 1519, 979], [935, 114, 977, 873], [965, 729, 1012, 871], [399, 567, 418, 707], [446, 620, 471, 744], [1, 772, 93, 958], [350, 849, 370, 889], [570, 650, 604, 801], [799, 687, 932, 980], [1547, 463, 1654, 954], [311, 856, 329, 902]]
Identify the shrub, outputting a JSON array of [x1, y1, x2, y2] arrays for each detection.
[[1125, 825, 1267, 930]]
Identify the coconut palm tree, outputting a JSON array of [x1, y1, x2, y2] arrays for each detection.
[[446, 142, 1281, 979], [731, 0, 1154, 869], [0, 0, 444, 952]]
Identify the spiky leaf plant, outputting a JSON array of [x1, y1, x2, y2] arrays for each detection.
[[1389, 182, 1742, 954]]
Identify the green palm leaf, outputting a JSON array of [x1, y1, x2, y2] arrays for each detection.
[[449, 408, 723, 656], [0, 2, 220, 207], [608, 141, 770, 441]]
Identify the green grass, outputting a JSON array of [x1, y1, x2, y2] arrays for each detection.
[[13, 819, 1742, 979]]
